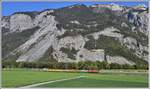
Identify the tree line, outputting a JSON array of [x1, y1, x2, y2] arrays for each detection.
[[2, 60, 148, 70]]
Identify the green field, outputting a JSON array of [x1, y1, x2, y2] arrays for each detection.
[[2, 69, 148, 88]]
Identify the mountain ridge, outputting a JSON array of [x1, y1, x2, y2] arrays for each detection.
[[2, 4, 148, 66]]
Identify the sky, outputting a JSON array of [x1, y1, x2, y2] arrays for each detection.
[[2, 1, 149, 16]]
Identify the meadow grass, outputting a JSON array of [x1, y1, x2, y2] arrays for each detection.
[[2, 69, 81, 87], [37, 73, 148, 88], [2, 69, 148, 88]]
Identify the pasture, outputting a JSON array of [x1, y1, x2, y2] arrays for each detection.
[[2, 69, 148, 88]]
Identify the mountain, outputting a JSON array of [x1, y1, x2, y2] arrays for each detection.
[[2, 4, 148, 66]]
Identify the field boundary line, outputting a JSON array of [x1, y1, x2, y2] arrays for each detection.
[[20, 76, 86, 88]]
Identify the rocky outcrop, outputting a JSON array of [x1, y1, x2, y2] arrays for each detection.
[[88, 27, 123, 40], [106, 56, 135, 65], [16, 13, 59, 62], [127, 11, 148, 35], [10, 14, 36, 33], [77, 49, 105, 62]]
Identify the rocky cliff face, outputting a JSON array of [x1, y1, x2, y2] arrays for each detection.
[[2, 4, 148, 65]]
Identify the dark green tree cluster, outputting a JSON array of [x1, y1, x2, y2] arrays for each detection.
[[2, 60, 148, 70]]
